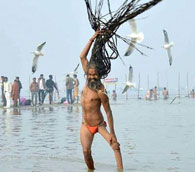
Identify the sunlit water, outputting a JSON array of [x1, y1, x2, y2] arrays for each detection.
[[0, 97, 195, 172]]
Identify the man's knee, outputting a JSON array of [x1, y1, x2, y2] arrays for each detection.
[[111, 142, 120, 151], [83, 149, 92, 159]]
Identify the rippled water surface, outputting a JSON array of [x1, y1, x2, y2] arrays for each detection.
[[0, 98, 195, 172]]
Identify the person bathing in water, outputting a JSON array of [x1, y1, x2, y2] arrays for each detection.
[[80, 30, 123, 170]]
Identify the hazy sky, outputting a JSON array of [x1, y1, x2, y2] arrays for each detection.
[[1, 0, 195, 95]]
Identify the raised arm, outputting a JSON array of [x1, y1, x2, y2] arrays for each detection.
[[80, 30, 100, 74]]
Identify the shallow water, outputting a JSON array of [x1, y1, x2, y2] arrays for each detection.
[[0, 98, 195, 172]]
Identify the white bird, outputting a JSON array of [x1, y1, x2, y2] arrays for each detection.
[[122, 65, 136, 94], [70, 63, 80, 75], [163, 29, 174, 66], [32, 42, 46, 73], [124, 19, 144, 56]]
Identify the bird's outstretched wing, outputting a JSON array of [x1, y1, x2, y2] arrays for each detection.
[[128, 66, 133, 82], [167, 48, 172, 66], [122, 85, 129, 94], [37, 42, 46, 51], [32, 56, 39, 73], [163, 30, 169, 43], [129, 19, 137, 34], [74, 63, 80, 72], [124, 39, 136, 56]]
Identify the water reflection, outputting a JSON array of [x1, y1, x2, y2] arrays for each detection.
[[66, 104, 80, 113], [2, 107, 21, 116], [49, 107, 54, 112], [74, 104, 80, 113], [31, 106, 54, 115], [67, 105, 73, 113], [38, 107, 46, 113], [13, 108, 21, 115], [2, 108, 11, 115], [0, 99, 194, 172]]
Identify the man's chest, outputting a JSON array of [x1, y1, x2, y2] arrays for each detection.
[[81, 88, 100, 103]]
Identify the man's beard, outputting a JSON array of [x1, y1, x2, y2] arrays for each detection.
[[87, 78, 101, 90]]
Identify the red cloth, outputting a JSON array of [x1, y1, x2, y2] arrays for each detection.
[[11, 81, 19, 105]]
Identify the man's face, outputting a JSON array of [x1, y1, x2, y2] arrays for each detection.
[[87, 68, 100, 90], [87, 68, 99, 80]]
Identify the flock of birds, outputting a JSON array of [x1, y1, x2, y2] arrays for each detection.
[[122, 19, 174, 94], [30, 19, 174, 94]]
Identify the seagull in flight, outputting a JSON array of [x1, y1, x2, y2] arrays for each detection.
[[124, 19, 144, 56], [163, 29, 174, 66], [32, 42, 46, 73], [70, 63, 80, 75], [122, 65, 136, 94]]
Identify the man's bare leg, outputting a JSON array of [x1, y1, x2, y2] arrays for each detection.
[[80, 123, 95, 170], [98, 126, 123, 169]]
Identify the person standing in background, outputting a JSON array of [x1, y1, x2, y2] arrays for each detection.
[[0, 76, 6, 106], [11, 79, 20, 107], [153, 86, 158, 100], [162, 87, 169, 99], [38, 74, 46, 105], [16, 76, 22, 102], [112, 90, 117, 101], [30, 77, 39, 106], [190, 89, 195, 98], [66, 74, 74, 104], [73, 74, 79, 103], [3, 77, 12, 108]]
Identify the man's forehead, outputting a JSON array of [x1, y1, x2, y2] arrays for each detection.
[[88, 68, 98, 74]]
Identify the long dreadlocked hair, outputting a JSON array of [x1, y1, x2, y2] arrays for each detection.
[[84, 0, 162, 79]]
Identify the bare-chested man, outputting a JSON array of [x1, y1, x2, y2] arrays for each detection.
[[80, 30, 123, 170]]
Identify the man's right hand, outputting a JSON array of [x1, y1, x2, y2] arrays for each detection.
[[89, 29, 103, 42], [109, 134, 120, 150], [109, 133, 117, 145]]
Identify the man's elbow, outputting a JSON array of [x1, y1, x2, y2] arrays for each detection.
[[106, 110, 113, 116], [80, 56, 85, 59]]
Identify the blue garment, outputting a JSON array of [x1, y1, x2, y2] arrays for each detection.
[[66, 89, 73, 104]]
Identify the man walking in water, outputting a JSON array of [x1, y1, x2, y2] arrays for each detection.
[[80, 30, 123, 170], [44, 75, 59, 104]]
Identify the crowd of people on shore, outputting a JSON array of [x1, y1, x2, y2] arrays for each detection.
[[1, 74, 195, 108], [0, 74, 80, 108]]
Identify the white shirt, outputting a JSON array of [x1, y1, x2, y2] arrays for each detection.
[[39, 79, 44, 90], [4, 81, 11, 93]]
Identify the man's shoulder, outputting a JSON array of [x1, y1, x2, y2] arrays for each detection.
[[97, 85, 109, 99], [98, 83, 106, 92]]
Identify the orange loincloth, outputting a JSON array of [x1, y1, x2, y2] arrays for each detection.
[[86, 121, 107, 134]]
